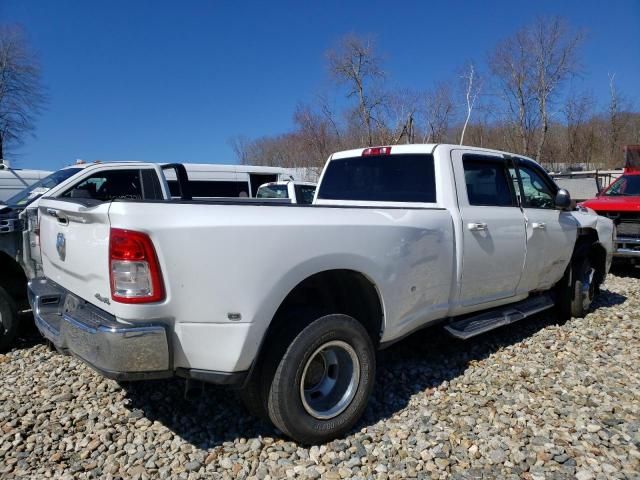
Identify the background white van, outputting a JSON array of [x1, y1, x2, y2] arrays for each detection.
[[0, 165, 52, 202], [164, 164, 294, 199]]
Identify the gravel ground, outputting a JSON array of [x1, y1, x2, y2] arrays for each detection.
[[1, 270, 639, 480]]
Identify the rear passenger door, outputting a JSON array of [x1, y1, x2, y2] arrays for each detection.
[[453, 151, 527, 306]]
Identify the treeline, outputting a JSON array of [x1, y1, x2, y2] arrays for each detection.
[[232, 17, 639, 173]]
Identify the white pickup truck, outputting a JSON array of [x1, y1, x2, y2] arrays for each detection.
[[29, 144, 614, 443]]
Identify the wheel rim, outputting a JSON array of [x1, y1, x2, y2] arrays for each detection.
[[300, 340, 360, 420], [581, 265, 596, 311]]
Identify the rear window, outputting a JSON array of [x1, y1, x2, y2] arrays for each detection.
[[317, 154, 436, 203], [257, 184, 288, 199]]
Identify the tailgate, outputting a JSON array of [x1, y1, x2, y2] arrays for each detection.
[[38, 198, 114, 314]]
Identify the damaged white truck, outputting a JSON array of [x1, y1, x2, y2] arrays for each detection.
[[29, 144, 614, 443]]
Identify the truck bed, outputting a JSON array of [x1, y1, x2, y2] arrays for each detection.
[[38, 197, 455, 372]]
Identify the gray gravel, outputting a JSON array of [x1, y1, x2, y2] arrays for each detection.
[[1, 270, 639, 479]]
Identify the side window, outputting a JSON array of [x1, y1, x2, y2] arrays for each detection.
[[190, 180, 250, 198], [167, 180, 180, 197], [462, 156, 515, 207], [168, 180, 250, 198], [607, 177, 625, 195], [61, 170, 144, 201], [508, 167, 522, 205], [294, 185, 316, 204], [517, 164, 555, 209], [140, 169, 163, 200]]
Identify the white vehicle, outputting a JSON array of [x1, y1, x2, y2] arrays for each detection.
[[29, 144, 614, 443], [164, 164, 293, 199], [1, 165, 88, 351], [256, 181, 317, 204], [1, 162, 291, 351], [0, 165, 51, 202]]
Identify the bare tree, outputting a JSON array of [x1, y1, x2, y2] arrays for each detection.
[[231, 17, 640, 173], [530, 17, 583, 162], [327, 34, 385, 146], [608, 73, 626, 161], [459, 62, 481, 144], [0, 25, 45, 162], [229, 135, 251, 164], [422, 83, 454, 143], [293, 103, 337, 165], [490, 17, 582, 161], [563, 92, 596, 169], [317, 93, 342, 146], [382, 89, 419, 144], [489, 28, 538, 156]]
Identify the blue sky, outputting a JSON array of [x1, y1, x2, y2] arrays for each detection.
[[2, 0, 639, 170]]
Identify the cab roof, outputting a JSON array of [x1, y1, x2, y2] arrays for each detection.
[[329, 144, 539, 164]]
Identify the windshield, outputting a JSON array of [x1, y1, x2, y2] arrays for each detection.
[[603, 175, 640, 196], [4, 167, 83, 206], [256, 184, 289, 199]]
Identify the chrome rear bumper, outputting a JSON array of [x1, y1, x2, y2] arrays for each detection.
[[28, 277, 171, 380]]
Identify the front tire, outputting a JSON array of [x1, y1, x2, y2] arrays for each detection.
[[0, 286, 18, 353], [557, 255, 596, 319], [266, 314, 376, 444]]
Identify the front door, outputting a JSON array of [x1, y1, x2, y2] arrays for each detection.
[[453, 151, 527, 306], [512, 160, 578, 293]]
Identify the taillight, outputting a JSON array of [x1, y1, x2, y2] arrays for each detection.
[[362, 146, 392, 156], [30, 210, 41, 244], [109, 228, 165, 303]]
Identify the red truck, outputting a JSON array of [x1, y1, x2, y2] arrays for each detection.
[[581, 145, 640, 262]]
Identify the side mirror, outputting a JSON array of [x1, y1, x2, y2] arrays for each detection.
[[555, 188, 571, 210]]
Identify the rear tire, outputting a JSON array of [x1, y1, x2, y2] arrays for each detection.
[[238, 308, 323, 421], [266, 314, 375, 444], [0, 286, 18, 353]]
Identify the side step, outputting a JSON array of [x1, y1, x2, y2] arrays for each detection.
[[444, 294, 554, 340]]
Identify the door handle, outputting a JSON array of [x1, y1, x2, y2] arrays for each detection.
[[467, 222, 488, 231], [46, 208, 68, 225], [532, 222, 546, 230]]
